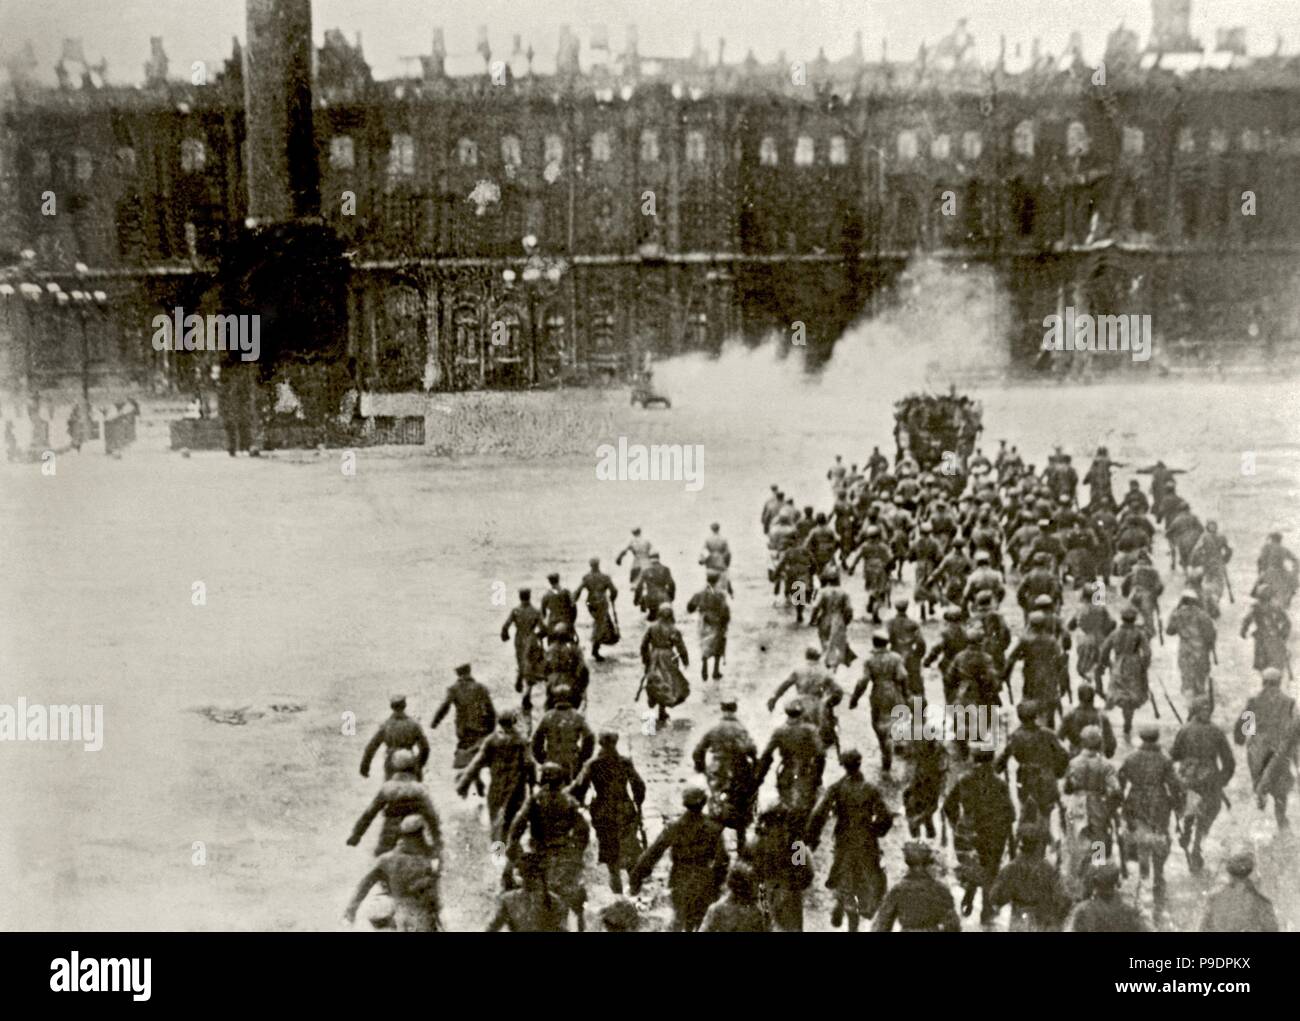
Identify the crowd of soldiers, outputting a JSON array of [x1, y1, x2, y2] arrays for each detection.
[[336, 428, 1297, 932]]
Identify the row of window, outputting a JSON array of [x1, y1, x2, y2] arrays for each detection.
[[21, 120, 1289, 186]]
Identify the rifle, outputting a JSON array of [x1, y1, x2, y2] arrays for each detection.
[[1286, 645, 1295, 683], [1154, 599, 1164, 647], [1148, 690, 1161, 720], [1156, 674, 1183, 725], [1113, 817, 1129, 879], [1223, 571, 1235, 605], [635, 666, 648, 703]]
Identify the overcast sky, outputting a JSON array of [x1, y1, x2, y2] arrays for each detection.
[[3, 0, 1299, 84]]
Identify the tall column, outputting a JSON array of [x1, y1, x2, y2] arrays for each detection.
[[243, 0, 319, 222]]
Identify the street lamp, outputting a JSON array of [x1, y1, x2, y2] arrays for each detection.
[[502, 234, 568, 386]]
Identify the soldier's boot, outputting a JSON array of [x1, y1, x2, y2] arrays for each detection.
[[607, 865, 623, 894], [925, 816, 936, 839], [795, 607, 805, 624], [592, 643, 604, 662], [846, 910, 861, 932], [701, 663, 709, 682], [960, 886, 977, 918], [1275, 798, 1290, 832], [712, 660, 723, 680], [830, 901, 844, 928]]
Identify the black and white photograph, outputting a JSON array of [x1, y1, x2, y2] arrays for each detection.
[[0, 0, 1297, 982]]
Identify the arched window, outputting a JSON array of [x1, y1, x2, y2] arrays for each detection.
[[1240, 129, 1261, 153], [1066, 121, 1089, 157], [591, 131, 612, 163], [930, 134, 951, 160], [1177, 128, 1195, 154], [829, 136, 848, 165], [1012, 120, 1034, 158], [639, 130, 660, 163], [1122, 127, 1144, 158], [180, 138, 206, 173], [388, 134, 415, 178], [1208, 128, 1228, 154], [544, 134, 564, 165], [73, 148, 93, 182], [330, 136, 355, 170], [759, 136, 779, 166], [794, 135, 815, 166], [500, 135, 522, 167], [685, 130, 707, 163], [897, 129, 919, 161], [962, 131, 982, 160]]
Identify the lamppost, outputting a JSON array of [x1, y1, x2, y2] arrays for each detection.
[[864, 144, 888, 318], [0, 249, 43, 402], [501, 234, 567, 386]]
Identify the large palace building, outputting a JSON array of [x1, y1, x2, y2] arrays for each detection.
[[2, 0, 1299, 399]]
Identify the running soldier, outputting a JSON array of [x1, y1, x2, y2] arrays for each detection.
[[1233, 667, 1295, 832], [693, 699, 760, 847], [850, 631, 911, 773], [807, 749, 894, 930], [530, 689, 594, 784], [640, 604, 691, 727], [701, 862, 766, 932], [570, 731, 646, 894], [700, 522, 734, 596], [767, 647, 843, 752], [745, 797, 813, 930], [1187, 522, 1232, 619], [1121, 551, 1163, 640], [995, 702, 1070, 829], [457, 710, 533, 847], [773, 539, 815, 623], [1200, 852, 1279, 932], [501, 589, 546, 711], [430, 664, 497, 786], [344, 814, 442, 931], [1166, 590, 1217, 701], [686, 569, 730, 681], [635, 552, 676, 620], [847, 525, 892, 623], [1060, 726, 1122, 898], [1254, 532, 1298, 607], [872, 842, 961, 932], [1005, 611, 1067, 727], [1067, 862, 1147, 932], [1067, 583, 1116, 691], [1170, 697, 1234, 873], [1099, 607, 1153, 740], [629, 786, 728, 932], [540, 573, 577, 638], [507, 761, 591, 931], [346, 749, 441, 856], [359, 693, 430, 781], [888, 598, 927, 704], [573, 558, 619, 662], [542, 623, 590, 709], [809, 568, 856, 670], [1117, 725, 1185, 919], [615, 526, 654, 598], [1058, 684, 1117, 758], [988, 824, 1071, 931], [486, 850, 569, 932], [1240, 587, 1291, 674], [909, 522, 944, 620], [943, 747, 1016, 925], [927, 607, 968, 702], [754, 703, 826, 821]]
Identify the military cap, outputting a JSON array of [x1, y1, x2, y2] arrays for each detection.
[[943, 607, 963, 621], [547, 572, 561, 583], [902, 842, 934, 866], [1179, 590, 1200, 604], [391, 749, 417, 771], [839, 748, 863, 770], [784, 702, 804, 717], [1190, 696, 1213, 718], [657, 605, 675, 621], [726, 861, 756, 897], [1226, 851, 1256, 878], [539, 762, 565, 784], [973, 550, 991, 563], [389, 693, 407, 707], [872, 630, 890, 646], [964, 624, 985, 641], [552, 687, 574, 707], [919, 521, 933, 532], [1077, 683, 1096, 701], [598, 730, 620, 746], [706, 569, 721, 583], [589, 557, 601, 567], [894, 597, 910, 610], [498, 709, 518, 727], [1017, 823, 1049, 850], [399, 815, 425, 835], [1262, 667, 1283, 684], [600, 899, 642, 932], [821, 567, 841, 583], [865, 525, 881, 537], [632, 526, 643, 534], [806, 646, 823, 660], [974, 590, 995, 607], [1017, 700, 1039, 721], [682, 785, 708, 808], [1139, 724, 1160, 743], [1027, 610, 1049, 626], [455, 663, 473, 676], [1090, 861, 1122, 890], [1080, 725, 1103, 750], [1120, 607, 1138, 622], [1033, 594, 1055, 608], [518, 587, 532, 599], [720, 699, 738, 712], [552, 621, 572, 636]]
